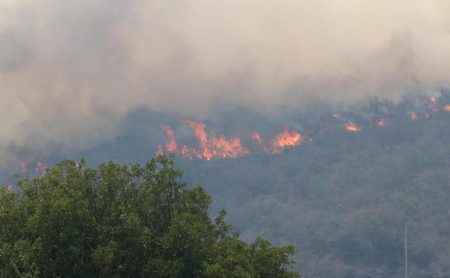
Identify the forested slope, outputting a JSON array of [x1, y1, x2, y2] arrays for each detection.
[[3, 94, 450, 277]]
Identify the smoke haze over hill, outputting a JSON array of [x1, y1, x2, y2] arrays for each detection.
[[1, 0, 450, 166]]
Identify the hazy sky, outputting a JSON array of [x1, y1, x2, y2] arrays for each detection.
[[1, 0, 450, 166]]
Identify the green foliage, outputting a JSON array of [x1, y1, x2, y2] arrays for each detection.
[[0, 155, 299, 277]]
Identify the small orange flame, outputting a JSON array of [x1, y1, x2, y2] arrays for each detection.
[[250, 131, 265, 146], [344, 122, 361, 132], [443, 105, 450, 112], [271, 128, 302, 154], [410, 112, 418, 121], [334, 113, 361, 132], [160, 125, 178, 153]]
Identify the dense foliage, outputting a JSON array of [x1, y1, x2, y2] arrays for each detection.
[[0, 155, 299, 277]]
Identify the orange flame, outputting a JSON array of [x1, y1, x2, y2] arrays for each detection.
[[334, 113, 361, 132], [185, 120, 209, 158], [250, 131, 265, 146], [184, 120, 250, 160], [157, 100, 450, 160], [271, 128, 302, 154], [344, 122, 361, 132], [160, 125, 178, 153]]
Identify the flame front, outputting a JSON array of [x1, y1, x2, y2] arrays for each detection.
[[182, 120, 250, 160], [271, 128, 302, 154], [151, 96, 450, 161]]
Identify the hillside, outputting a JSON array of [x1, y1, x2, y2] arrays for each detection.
[[3, 94, 450, 277]]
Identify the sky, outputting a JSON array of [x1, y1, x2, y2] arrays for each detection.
[[1, 0, 450, 167]]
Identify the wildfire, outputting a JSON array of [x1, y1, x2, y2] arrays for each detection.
[[179, 120, 250, 160], [250, 131, 265, 146], [12, 96, 450, 169], [35, 161, 47, 175], [376, 119, 386, 127], [271, 128, 302, 154], [18, 160, 47, 176], [333, 113, 361, 132], [344, 122, 361, 132], [160, 125, 178, 153]]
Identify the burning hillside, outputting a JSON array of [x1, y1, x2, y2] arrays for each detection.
[[156, 95, 450, 160]]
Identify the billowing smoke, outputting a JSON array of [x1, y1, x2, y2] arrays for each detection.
[[1, 0, 450, 167]]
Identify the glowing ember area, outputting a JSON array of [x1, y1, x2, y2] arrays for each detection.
[[376, 119, 386, 127], [271, 128, 302, 154], [345, 122, 361, 132], [180, 120, 250, 160], [443, 105, 450, 111], [160, 125, 178, 152], [410, 112, 418, 121], [19, 160, 48, 176], [35, 161, 47, 175], [430, 96, 437, 104], [334, 113, 361, 132], [250, 131, 265, 146]]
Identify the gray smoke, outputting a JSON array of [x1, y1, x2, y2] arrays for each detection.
[[1, 0, 450, 167]]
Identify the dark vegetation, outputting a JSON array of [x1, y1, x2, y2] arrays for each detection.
[[3, 92, 450, 277], [0, 155, 299, 277]]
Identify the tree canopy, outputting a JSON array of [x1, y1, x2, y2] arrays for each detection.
[[0, 155, 299, 277]]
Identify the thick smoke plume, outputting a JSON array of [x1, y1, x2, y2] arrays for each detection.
[[1, 0, 450, 166]]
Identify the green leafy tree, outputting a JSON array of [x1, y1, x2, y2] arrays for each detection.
[[0, 155, 299, 277]]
